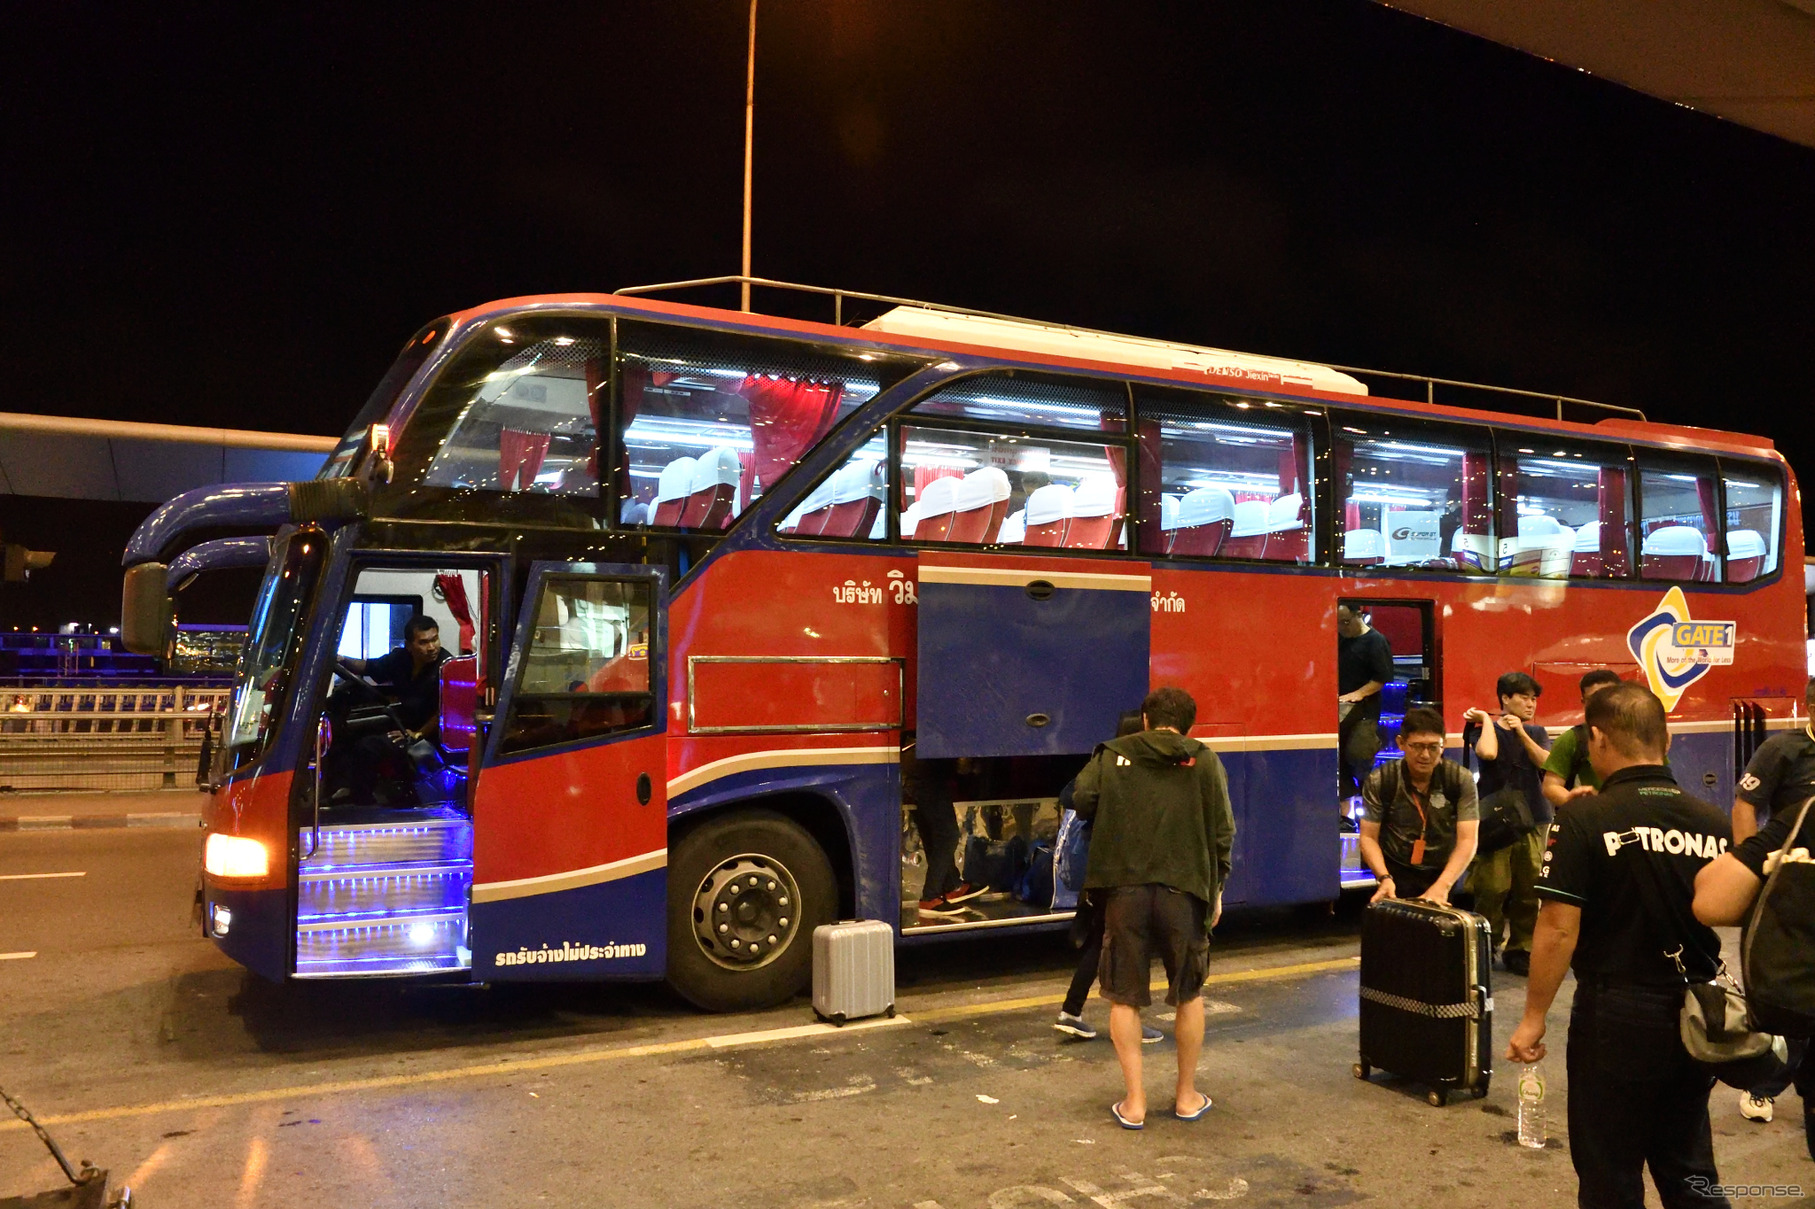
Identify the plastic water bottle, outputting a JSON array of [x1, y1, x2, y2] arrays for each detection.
[[1517, 1063, 1547, 1149]]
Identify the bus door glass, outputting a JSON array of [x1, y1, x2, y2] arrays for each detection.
[[470, 563, 667, 979]]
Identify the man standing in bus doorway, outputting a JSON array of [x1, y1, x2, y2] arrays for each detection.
[[1071, 687, 1234, 1130], [334, 614, 450, 803], [1357, 707, 1479, 903], [1509, 682, 1732, 1208], [1541, 668, 1625, 813], [1337, 604, 1394, 802], [1462, 672, 1552, 976]]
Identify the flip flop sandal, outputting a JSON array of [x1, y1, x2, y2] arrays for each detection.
[[1174, 1093, 1213, 1122], [1111, 1101, 1144, 1130]]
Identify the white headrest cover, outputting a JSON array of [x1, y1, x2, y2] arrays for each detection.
[[1727, 528, 1766, 558], [967, 466, 1011, 503], [690, 447, 742, 492], [832, 460, 885, 506], [998, 510, 1026, 543], [798, 478, 836, 514], [656, 457, 698, 504], [1344, 529, 1384, 558], [1642, 525, 1709, 557], [1518, 515, 1566, 538], [954, 472, 998, 512], [1176, 487, 1235, 527], [1071, 478, 1116, 519], [1572, 521, 1601, 552], [1160, 495, 1181, 531], [1267, 492, 1304, 528], [918, 476, 960, 515], [1024, 483, 1075, 527], [1230, 499, 1270, 538]]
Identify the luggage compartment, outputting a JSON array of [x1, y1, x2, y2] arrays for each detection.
[[1354, 898, 1492, 1105]]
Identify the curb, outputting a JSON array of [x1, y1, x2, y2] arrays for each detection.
[[0, 812, 202, 832]]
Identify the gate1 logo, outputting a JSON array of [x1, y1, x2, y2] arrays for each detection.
[[1626, 586, 1737, 711]]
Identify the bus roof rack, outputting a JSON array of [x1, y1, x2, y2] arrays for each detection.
[[614, 275, 1648, 425]]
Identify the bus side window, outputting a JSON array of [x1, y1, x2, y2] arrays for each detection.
[[614, 321, 925, 533], [897, 372, 1131, 549], [777, 434, 889, 540], [1132, 386, 1316, 564], [1721, 464, 1784, 583], [1493, 439, 1635, 580], [1638, 458, 1724, 583], [1335, 416, 1494, 574], [501, 577, 654, 755]]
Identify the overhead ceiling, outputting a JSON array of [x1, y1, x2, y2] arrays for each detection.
[[1376, 0, 1815, 150], [0, 413, 335, 503]]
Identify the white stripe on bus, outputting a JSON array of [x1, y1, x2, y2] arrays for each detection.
[[667, 745, 901, 799], [472, 849, 668, 904], [916, 566, 1151, 592]]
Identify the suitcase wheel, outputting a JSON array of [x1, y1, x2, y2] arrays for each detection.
[[1352, 1062, 1370, 1081], [829, 1012, 847, 1027], [885, 1005, 896, 1019], [1427, 1089, 1447, 1108]]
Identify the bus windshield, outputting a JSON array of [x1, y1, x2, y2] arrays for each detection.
[[318, 319, 450, 479], [225, 531, 326, 770]]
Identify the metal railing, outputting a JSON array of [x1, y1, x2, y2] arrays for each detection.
[[0, 687, 228, 792], [615, 274, 1650, 425]]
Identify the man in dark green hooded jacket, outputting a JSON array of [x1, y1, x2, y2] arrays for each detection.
[[1072, 686, 1235, 1129]]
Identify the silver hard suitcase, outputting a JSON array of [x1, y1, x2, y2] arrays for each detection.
[[812, 919, 896, 1025]]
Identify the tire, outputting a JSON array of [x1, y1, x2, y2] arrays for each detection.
[[666, 810, 838, 1012]]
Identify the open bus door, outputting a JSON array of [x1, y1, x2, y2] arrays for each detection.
[[469, 563, 669, 981], [1337, 598, 1438, 890]]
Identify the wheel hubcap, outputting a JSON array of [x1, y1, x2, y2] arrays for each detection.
[[691, 852, 801, 971]]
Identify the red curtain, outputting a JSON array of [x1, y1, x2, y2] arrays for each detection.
[[583, 355, 605, 478], [499, 429, 551, 491], [1695, 476, 1720, 540], [434, 573, 475, 655], [1277, 433, 1305, 497], [913, 466, 963, 497], [1120, 418, 1164, 554], [1598, 467, 1632, 576], [738, 375, 844, 496]]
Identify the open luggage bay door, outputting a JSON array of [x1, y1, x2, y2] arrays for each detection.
[[915, 552, 1151, 758]]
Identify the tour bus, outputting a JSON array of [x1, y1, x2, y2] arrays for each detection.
[[120, 280, 1805, 1011]]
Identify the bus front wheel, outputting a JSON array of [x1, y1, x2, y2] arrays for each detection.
[[666, 811, 837, 1012]]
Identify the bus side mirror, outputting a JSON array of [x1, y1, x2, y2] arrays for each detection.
[[120, 562, 175, 656]]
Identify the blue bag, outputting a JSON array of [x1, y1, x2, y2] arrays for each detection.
[[1017, 838, 1078, 911], [1055, 807, 1091, 894]]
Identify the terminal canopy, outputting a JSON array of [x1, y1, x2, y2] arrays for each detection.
[[0, 412, 333, 503]]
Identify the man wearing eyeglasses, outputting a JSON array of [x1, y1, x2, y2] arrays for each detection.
[[1358, 706, 1480, 903]]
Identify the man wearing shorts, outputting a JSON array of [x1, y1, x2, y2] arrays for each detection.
[[1071, 686, 1235, 1129]]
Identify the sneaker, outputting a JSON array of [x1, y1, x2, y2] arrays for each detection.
[[1140, 1024, 1164, 1044], [1740, 1092, 1775, 1123], [1054, 1011, 1097, 1039], [942, 882, 987, 905], [1502, 950, 1531, 977], [916, 895, 968, 918]]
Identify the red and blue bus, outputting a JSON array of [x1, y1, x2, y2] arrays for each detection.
[[120, 279, 1805, 1011]]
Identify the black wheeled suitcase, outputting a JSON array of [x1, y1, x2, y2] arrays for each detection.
[[1355, 898, 1493, 1106]]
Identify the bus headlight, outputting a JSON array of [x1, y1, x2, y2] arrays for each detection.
[[204, 833, 269, 879]]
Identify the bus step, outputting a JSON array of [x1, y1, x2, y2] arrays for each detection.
[[297, 861, 473, 922], [295, 911, 469, 977], [300, 812, 473, 870]]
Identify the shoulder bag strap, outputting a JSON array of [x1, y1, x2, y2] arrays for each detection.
[[1624, 822, 1720, 982]]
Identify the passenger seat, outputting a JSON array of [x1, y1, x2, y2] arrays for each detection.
[[651, 456, 698, 527], [1021, 484, 1074, 547], [1170, 487, 1235, 557]]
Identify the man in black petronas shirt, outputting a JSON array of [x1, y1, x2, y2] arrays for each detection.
[[1509, 682, 1733, 1209]]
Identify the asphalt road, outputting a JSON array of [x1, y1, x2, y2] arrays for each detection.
[[2, 827, 1810, 1208]]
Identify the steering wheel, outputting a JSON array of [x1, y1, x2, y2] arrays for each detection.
[[332, 659, 391, 701]]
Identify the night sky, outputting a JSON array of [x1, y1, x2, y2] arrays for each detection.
[[4, 2, 1813, 623]]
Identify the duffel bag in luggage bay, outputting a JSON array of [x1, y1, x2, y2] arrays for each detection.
[[1354, 898, 1493, 1106], [812, 919, 896, 1025]]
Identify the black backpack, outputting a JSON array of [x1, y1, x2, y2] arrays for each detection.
[[1742, 798, 1815, 1037]]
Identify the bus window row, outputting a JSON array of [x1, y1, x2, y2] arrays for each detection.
[[787, 376, 1782, 586], [404, 315, 1782, 586]]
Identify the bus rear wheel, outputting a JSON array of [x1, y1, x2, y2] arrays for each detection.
[[666, 811, 837, 1012]]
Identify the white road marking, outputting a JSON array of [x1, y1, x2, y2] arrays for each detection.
[[703, 1014, 909, 1048], [0, 871, 86, 881], [0, 951, 37, 961]]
